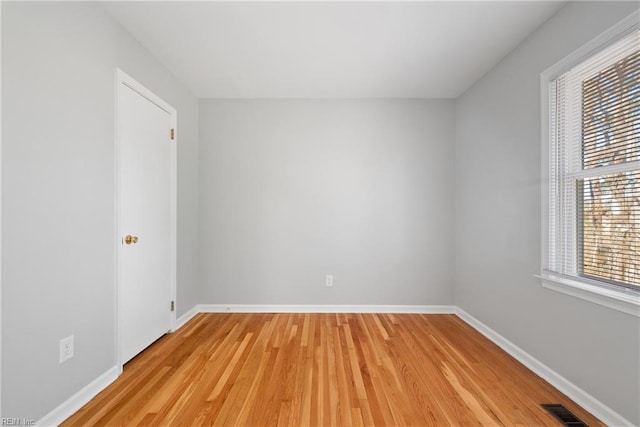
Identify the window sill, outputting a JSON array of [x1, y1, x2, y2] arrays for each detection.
[[536, 273, 640, 318]]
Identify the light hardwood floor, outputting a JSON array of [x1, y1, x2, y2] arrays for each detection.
[[63, 313, 601, 426]]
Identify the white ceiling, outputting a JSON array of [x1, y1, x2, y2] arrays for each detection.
[[104, 1, 565, 99]]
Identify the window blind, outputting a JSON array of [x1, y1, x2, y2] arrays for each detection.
[[548, 29, 640, 290]]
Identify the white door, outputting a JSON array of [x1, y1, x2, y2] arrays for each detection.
[[118, 71, 175, 364]]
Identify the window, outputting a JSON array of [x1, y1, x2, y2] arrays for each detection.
[[541, 14, 640, 316]]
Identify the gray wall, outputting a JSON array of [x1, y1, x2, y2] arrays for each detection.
[[455, 2, 640, 424], [1, 2, 199, 420], [3, 0, 638, 424], [199, 100, 455, 306]]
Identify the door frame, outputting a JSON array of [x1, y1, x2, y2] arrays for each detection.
[[115, 68, 177, 370]]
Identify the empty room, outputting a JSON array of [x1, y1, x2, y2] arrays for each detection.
[[1, 1, 639, 426]]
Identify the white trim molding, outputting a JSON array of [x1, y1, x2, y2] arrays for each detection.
[[33, 306, 634, 426], [537, 274, 640, 318], [539, 11, 640, 319], [541, 11, 639, 84], [35, 366, 121, 427], [198, 304, 456, 314], [174, 305, 199, 331], [455, 307, 635, 427], [29, 304, 450, 425]]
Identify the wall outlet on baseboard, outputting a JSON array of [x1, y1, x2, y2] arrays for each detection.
[[326, 275, 333, 287], [60, 335, 74, 363]]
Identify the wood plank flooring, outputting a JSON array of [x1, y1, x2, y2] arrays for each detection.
[[63, 313, 602, 426]]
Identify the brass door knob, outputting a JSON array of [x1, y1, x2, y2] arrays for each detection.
[[124, 235, 139, 245]]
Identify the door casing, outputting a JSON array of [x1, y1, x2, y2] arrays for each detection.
[[115, 68, 177, 370]]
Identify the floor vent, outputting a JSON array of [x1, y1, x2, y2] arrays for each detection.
[[541, 404, 588, 426]]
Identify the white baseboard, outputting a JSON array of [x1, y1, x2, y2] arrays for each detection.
[[36, 365, 121, 427], [174, 305, 199, 331], [36, 306, 630, 427], [32, 305, 451, 426], [454, 307, 634, 427], [198, 304, 455, 314]]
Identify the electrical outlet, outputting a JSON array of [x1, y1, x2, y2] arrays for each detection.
[[326, 275, 333, 287], [59, 335, 74, 363]]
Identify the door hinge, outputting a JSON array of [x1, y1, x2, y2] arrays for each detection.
[[170, 128, 175, 140], [171, 301, 175, 312]]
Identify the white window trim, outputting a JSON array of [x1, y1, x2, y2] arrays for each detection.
[[536, 274, 640, 317], [539, 11, 640, 318]]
